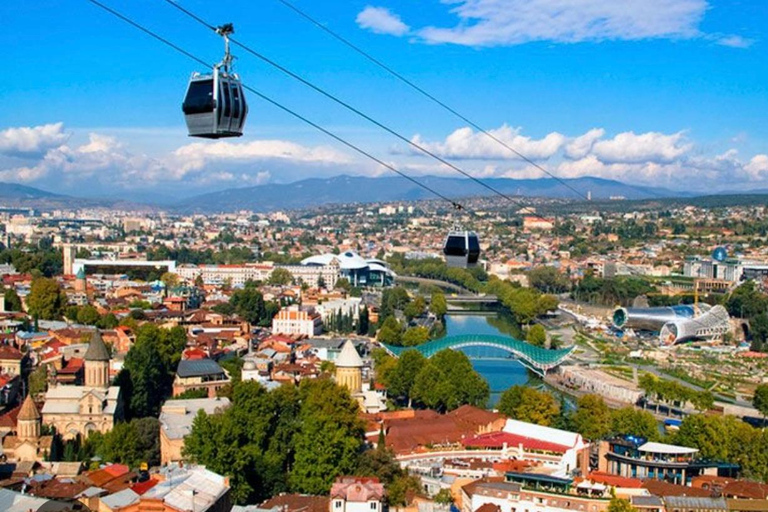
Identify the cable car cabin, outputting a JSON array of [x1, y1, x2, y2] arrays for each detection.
[[443, 230, 480, 268], [182, 68, 247, 139]]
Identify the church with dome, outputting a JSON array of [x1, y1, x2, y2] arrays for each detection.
[[2, 393, 53, 462], [41, 330, 123, 439]]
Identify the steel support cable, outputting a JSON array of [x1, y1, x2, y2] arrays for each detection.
[[84, 0, 473, 215]]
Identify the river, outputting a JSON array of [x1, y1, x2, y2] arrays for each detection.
[[443, 313, 543, 406]]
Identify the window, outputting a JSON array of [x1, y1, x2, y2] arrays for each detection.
[[370, 503, 377, 510], [335, 501, 342, 509], [182, 80, 215, 114]]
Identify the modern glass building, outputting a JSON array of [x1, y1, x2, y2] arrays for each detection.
[[602, 436, 738, 485], [301, 251, 395, 287]]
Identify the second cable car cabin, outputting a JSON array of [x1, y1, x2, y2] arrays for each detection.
[[443, 230, 481, 268], [182, 24, 248, 139]]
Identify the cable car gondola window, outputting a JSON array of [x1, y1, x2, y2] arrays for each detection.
[[182, 79, 214, 114], [231, 83, 241, 119], [222, 81, 232, 117], [467, 234, 480, 264], [444, 235, 468, 256]]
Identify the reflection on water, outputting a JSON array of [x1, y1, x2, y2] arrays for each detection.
[[443, 313, 540, 406]]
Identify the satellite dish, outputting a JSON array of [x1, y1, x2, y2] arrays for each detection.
[[712, 246, 727, 262]]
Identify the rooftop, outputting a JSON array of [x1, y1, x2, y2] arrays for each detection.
[[177, 359, 226, 378]]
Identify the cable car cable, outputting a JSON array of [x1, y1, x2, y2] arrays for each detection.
[[273, 0, 672, 203], [158, 0, 567, 215], [271, 0, 590, 202], [83, 0, 474, 216]]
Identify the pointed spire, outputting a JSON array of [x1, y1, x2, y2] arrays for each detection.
[[18, 393, 40, 421], [84, 330, 110, 362], [336, 340, 363, 368]]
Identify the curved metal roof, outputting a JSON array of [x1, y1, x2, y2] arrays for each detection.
[[382, 334, 574, 375]]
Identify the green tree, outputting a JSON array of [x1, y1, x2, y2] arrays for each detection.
[[120, 324, 186, 418], [26, 277, 66, 320], [230, 285, 266, 325], [76, 305, 101, 326], [608, 497, 638, 512], [497, 385, 559, 426], [526, 324, 547, 347], [160, 272, 180, 295], [430, 292, 447, 318], [403, 296, 426, 320], [289, 379, 365, 494], [86, 418, 160, 468], [357, 306, 370, 336], [268, 268, 293, 286], [527, 266, 570, 294], [335, 277, 352, 292], [610, 407, 660, 441], [387, 350, 426, 405], [401, 326, 430, 346], [184, 381, 300, 504], [753, 383, 768, 422], [28, 365, 48, 397], [572, 394, 612, 440], [411, 350, 489, 411], [3, 288, 22, 312], [377, 316, 402, 345], [434, 489, 453, 505]]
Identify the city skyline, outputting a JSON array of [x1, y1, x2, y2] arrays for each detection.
[[1, 0, 766, 199]]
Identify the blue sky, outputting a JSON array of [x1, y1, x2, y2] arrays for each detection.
[[0, 0, 766, 200]]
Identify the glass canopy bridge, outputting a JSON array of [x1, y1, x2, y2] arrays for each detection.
[[382, 334, 575, 377]]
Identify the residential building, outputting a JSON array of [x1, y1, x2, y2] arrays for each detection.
[[0, 344, 24, 376], [330, 476, 385, 512], [159, 397, 231, 465], [272, 306, 323, 338], [172, 359, 231, 398], [91, 465, 232, 512]]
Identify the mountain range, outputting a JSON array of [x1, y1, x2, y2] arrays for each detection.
[[0, 175, 717, 213]]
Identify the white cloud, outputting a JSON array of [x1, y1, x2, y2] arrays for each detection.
[[416, 0, 708, 46], [407, 125, 566, 160], [715, 35, 755, 49], [170, 139, 351, 178], [0, 123, 354, 191], [564, 128, 605, 159], [0, 123, 69, 158], [744, 154, 768, 180], [356, 6, 410, 36], [590, 131, 692, 164]]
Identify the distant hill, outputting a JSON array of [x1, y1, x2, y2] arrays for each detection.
[[174, 175, 684, 213], [0, 182, 62, 200]]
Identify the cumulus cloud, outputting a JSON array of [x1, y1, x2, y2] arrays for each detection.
[[0, 123, 353, 191], [0, 123, 69, 158], [744, 154, 768, 180], [416, 0, 708, 46], [356, 6, 410, 36], [400, 124, 767, 191], [564, 128, 605, 159], [590, 131, 692, 164], [406, 125, 566, 160]]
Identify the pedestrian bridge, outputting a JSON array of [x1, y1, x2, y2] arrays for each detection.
[[382, 334, 575, 377]]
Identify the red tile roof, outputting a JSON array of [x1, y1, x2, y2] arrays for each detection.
[[0, 345, 22, 360], [462, 432, 570, 454], [131, 478, 160, 495], [585, 471, 643, 489]]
